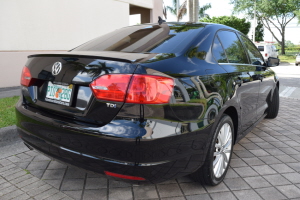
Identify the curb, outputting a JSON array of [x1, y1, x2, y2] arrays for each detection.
[[0, 86, 20, 92], [0, 125, 20, 147]]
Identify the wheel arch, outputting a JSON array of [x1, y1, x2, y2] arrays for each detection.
[[222, 106, 239, 144]]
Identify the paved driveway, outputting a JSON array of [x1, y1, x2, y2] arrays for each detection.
[[1, 100, 300, 200], [1, 64, 300, 200]]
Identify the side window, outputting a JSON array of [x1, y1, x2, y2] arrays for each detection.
[[217, 31, 249, 64], [212, 36, 228, 63], [239, 35, 264, 65]]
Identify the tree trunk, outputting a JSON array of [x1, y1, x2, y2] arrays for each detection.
[[187, 0, 193, 22], [176, 0, 180, 22], [281, 28, 285, 55], [193, 0, 199, 22]]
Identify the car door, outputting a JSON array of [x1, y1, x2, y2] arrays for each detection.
[[215, 30, 260, 132], [238, 35, 276, 118]]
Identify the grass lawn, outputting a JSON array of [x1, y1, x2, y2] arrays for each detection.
[[0, 96, 19, 128], [279, 54, 296, 63]]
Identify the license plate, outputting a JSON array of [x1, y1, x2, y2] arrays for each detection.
[[45, 82, 73, 106]]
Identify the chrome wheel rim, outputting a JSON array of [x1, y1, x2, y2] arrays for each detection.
[[213, 123, 232, 178]]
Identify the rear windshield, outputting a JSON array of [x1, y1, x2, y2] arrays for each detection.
[[73, 24, 204, 54], [257, 46, 264, 51]]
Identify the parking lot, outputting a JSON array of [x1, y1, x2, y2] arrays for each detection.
[[1, 64, 300, 200]]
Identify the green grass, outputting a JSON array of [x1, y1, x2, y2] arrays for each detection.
[[278, 49, 299, 63], [0, 96, 19, 128], [279, 54, 296, 63]]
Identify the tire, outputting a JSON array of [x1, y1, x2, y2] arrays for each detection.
[[191, 114, 234, 186], [266, 86, 279, 119], [296, 64, 299, 66]]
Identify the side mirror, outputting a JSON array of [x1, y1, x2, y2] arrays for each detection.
[[266, 57, 280, 67]]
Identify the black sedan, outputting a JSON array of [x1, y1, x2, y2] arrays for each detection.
[[16, 22, 280, 186]]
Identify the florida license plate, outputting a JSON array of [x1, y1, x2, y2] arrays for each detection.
[[45, 82, 73, 106]]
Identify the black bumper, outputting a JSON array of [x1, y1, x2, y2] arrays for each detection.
[[15, 101, 212, 184]]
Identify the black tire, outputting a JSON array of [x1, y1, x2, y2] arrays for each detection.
[[191, 114, 234, 186], [266, 86, 279, 119], [296, 64, 299, 66]]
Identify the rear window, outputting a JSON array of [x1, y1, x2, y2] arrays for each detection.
[[73, 24, 204, 54], [257, 46, 264, 51]]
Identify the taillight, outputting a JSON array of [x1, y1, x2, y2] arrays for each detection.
[[90, 74, 131, 102], [90, 74, 174, 104], [126, 75, 174, 104], [265, 53, 268, 57], [104, 171, 146, 181], [21, 66, 34, 87]]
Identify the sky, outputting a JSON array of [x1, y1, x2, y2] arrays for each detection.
[[162, 0, 300, 44]]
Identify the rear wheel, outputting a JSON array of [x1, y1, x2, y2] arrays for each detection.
[[296, 64, 299, 66], [191, 114, 234, 186], [266, 87, 279, 119]]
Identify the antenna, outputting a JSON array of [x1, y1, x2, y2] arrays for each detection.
[[158, 16, 166, 25]]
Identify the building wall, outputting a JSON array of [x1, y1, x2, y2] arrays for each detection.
[[0, 0, 130, 51], [0, 0, 163, 88], [0, 0, 163, 51], [151, 0, 164, 23], [130, 6, 151, 24], [116, 0, 154, 9]]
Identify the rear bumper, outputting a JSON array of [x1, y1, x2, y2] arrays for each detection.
[[15, 100, 212, 184]]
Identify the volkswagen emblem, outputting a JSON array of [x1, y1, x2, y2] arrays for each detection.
[[52, 62, 62, 75]]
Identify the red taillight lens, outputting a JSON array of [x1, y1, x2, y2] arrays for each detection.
[[126, 75, 174, 104], [90, 74, 131, 102], [265, 53, 268, 57], [104, 171, 146, 181], [21, 66, 33, 87], [90, 74, 174, 104]]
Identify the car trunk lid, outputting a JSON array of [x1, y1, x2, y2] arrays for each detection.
[[23, 51, 153, 125]]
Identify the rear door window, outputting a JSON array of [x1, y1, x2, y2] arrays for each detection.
[[217, 31, 249, 64], [239, 35, 264, 65], [212, 36, 228, 63]]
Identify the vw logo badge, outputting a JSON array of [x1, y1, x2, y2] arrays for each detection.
[[52, 62, 62, 75]]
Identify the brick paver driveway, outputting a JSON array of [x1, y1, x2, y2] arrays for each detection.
[[1, 97, 300, 200]]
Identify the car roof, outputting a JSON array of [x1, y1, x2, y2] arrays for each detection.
[[143, 22, 238, 31]]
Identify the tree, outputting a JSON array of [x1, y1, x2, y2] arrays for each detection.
[[200, 16, 251, 35], [166, 0, 211, 21], [230, 0, 300, 54], [198, 3, 212, 19], [285, 40, 295, 48], [255, 20, 264, 41]]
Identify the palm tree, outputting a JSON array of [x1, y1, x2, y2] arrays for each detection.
[[198, 3, 211, 19], [165, 0, 211, 22]]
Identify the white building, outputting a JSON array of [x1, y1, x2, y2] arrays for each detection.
[[0, 0, 163, 87]]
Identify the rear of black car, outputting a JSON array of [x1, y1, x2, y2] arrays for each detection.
[[15, 23, 213, 183]]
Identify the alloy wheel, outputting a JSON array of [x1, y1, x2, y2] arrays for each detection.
[[213, 123, 232, 178]]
